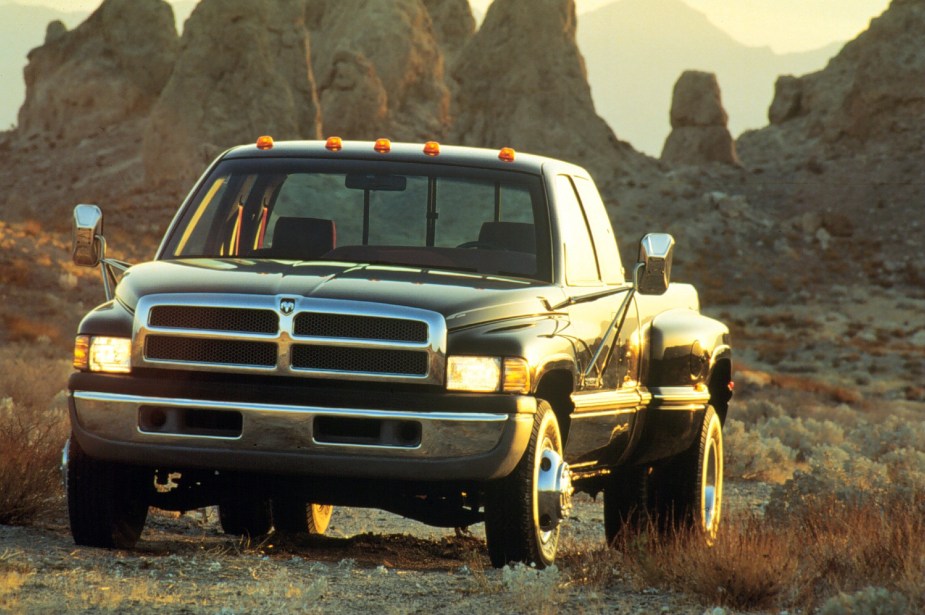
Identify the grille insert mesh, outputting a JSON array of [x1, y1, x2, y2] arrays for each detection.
[[146, 336, 277, 367], [291, 345, 428, 376], [149, 306, 278, 334], [294, 312, 427, 342]]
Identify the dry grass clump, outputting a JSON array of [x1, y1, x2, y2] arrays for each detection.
[[0, 549, 35, 611], [610, 515, 798, 610], [607, 390, 925, 612], [0, 343, 72, 525], [609, 496, 925, 612]]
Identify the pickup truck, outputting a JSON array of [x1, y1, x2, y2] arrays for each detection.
[[66, 138, 732, 568]]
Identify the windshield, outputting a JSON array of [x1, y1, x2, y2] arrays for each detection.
[[162, 158, 551, 281]]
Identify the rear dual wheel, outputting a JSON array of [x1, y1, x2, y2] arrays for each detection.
[[218, 496, 333, 537], [669, 404, 723, 542], [605, 405, 723, 543], [272, 499, 333, 535]]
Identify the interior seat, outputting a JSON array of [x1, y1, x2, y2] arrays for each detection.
[[270, 217, 336, 260], [478, 221, 536, 254]]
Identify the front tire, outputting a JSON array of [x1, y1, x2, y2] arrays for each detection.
[[66, 436, 149, 549], [484, 401, 568, 568]]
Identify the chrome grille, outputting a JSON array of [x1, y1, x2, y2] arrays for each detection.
[[291, 345, 428, 375], [149, 306, 278, 334], [294, 312, 427, 342], [134, 294, 446, 384]]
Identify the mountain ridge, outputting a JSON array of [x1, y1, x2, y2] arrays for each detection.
[[578, 0, 843, 154], [0, 0, 844, 156]]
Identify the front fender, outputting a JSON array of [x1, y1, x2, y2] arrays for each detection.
[[447, 315, 579, 394], [76, 299, 135, 338]]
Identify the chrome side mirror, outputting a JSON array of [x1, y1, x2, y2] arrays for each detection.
[[72, 204, 104, 267], [635, 233, 675, 295]]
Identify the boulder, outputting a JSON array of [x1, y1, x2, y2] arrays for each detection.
[[768, 75, 802, 125], [450, 0, 652, 181], [306, 0, 450, 140], [17, 0, 178, 144], [143, 0, 322, 187], [661, 70, 739, 166]]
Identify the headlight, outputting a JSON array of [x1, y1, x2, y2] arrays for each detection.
[[74, 336, 132, 373], [446, 356, 530, 394]]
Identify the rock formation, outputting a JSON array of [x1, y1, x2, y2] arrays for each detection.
[[143, 0, 322, 187], [317, 51, 390, 138], [17, 0, 178, 145], [735, 0, 924, 289], [305, 0, 450, 140], [660, 70, 740, 166], [450, 0, 653, 182], [742, 0, 925, 158], [422, 0, 476, 62]]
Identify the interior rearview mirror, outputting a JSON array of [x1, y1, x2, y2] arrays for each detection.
[[635, 233, 675, 295], [72, 204, 104, 267], [344, 173, 407, 191]]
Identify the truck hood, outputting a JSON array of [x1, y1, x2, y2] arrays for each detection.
[[115, 259, 563, 330]]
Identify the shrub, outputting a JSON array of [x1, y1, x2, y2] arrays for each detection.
[[0, 343, 71, 525], [761, 416, 845, 461], [612, 515, 798, 610], [820, 586, 911, 615], [723, 418, 796, 483]]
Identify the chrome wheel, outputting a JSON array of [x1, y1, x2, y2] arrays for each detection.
[[485, 401, 567, 568], [699, 408, 723, 542]]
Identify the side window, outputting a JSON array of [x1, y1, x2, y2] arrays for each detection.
[[555, 175, 601, 286], [573, 176, 625, 284]]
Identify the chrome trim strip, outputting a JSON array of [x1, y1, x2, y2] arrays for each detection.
[[647, 386, 711, 410], [133, 294, 448, 385], [73, 391, 507, 423], [72, 391, 510, 458], [571, 388, 642, 414]]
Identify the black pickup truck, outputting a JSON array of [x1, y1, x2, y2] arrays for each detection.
[[67, 138, 732, 568]]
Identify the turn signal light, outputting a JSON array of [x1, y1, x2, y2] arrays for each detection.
[[73, 335, 90, 370], [256, 135, 274, 150], [325, 136, 343, 151], [374, 138, 391, 153], [423, 141, 441, 156], [498, 147, 516, 162]]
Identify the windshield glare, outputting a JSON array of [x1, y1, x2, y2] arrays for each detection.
[[164, 159, 550, 281]]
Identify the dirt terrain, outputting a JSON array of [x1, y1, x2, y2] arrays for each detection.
[[1, 483, 772, 614]]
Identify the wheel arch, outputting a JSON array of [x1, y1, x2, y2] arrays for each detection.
[[533, 368, 575, 445], [707, 352, 733, 425]]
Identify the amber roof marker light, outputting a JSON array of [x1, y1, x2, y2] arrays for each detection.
[[256, 135, 274, 150], [498, 147, 516, 162], [325, 136, 343, 151], [423, 141, 441, 156], [374, 138, 392, 153]]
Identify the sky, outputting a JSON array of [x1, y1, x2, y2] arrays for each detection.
[[10, 0, 891, 54], [476, 0, 891, 53]]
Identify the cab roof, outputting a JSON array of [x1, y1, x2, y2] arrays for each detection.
[[221, 138, 591, 178]]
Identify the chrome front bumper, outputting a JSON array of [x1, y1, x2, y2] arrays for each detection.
[[70, 390, 535, 481]]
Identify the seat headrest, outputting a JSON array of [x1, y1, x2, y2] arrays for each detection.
[[271, 217, 336, 260], [478, 221, 536, 254]]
